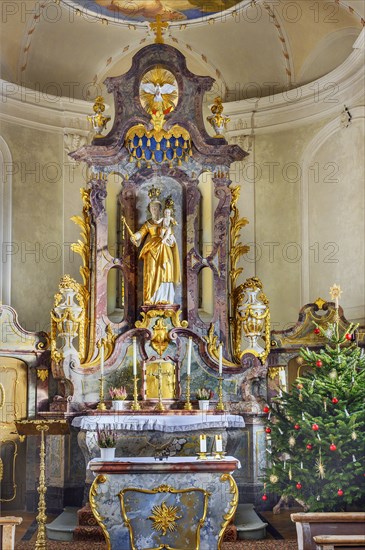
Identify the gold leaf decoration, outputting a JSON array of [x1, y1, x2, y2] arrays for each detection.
[[148, 501, 182, 535]]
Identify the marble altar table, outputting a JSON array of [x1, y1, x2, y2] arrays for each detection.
[[89, 456, 240, 550]]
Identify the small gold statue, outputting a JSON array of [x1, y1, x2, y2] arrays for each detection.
[[207, 97, 230, 138], [87, 96, 111, 138]]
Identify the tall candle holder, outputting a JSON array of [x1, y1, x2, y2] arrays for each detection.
[[215, 376, 225, 412], [131, 374, 141, 411], [97, 375, 106, 410], [184, 375, 193, 410]]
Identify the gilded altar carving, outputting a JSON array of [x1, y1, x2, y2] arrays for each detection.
[[145, 361, 176, 399], [217, 474, 239, 549], [118, 483, 210, 550], [89, 474, 111, 550]]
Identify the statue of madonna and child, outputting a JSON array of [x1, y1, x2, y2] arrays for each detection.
[[122, 187, 181, 305]]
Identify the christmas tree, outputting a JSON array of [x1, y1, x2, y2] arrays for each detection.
[[263, 285, 365, 512]]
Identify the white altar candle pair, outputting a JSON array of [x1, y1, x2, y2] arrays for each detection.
[[200, 434, 207, 453], [132, 337, 137, 376], [219, 343, 223, 375], [100, 345, 104, 377], [187, 337, 192, 376]]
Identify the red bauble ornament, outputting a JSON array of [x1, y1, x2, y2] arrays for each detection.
[[312, 423, 319, 431], [265, 427, 271, 433], [263, 406, 270, 413], [316, 360, 323, 367], [297, 383, 303, 390], [314, 328, 320, 334], [294, 424, 301, 430], [306, 443, 313, 450], [330, 443, 337, 451], [332, 397, 339, 404], [296, 482, 302, 490], [262, 494, 268, 501], [345, 333, 352, 341], [337, 489, 344, 496]]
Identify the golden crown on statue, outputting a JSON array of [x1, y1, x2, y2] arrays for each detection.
[[148, 185, 162, 201]]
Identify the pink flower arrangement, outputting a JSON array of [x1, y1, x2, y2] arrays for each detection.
[[109, 386, 127, 400]]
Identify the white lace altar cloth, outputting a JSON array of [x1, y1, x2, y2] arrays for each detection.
[[72, 413, 244, 432]]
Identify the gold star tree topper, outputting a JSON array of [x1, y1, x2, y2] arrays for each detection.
[[329, 284, 342, 309]]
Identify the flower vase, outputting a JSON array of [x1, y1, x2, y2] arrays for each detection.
[[198, 400, 210, 411], [112, 400, 126, 411], [100, 447, 116, 460]]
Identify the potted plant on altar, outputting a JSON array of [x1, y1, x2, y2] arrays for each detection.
[[97, 427, 118, 460], [196, 388, 214, 411], [109, 386, 128, 411]]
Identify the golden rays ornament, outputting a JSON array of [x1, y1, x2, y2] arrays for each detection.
[[289, 436, 296, 447], [315, 453, 325, 480], [140, 67, 178, 115], [270, 474, 279, 484], [329, 284, 342, 303], [351, 431, 357, 440], [148, 501, 182, 535]]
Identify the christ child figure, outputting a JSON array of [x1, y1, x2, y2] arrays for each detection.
[[158, 208, 177, 245]]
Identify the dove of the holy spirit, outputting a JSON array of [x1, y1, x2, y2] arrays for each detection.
[[140, 82, 177, 103]]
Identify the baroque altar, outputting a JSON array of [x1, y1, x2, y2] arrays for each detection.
[[46, 28, 272, 513]]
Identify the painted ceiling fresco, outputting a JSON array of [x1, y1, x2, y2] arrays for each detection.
[[65, 0, 243, 23]]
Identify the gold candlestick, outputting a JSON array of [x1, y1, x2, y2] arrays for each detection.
[[184, 374, 193, 410], [97, 375, 106, 411], [35, 424, 48, 549], [154, 362, 165, 411], [131, 375, 141, 411], [216, 376, 225, 412]]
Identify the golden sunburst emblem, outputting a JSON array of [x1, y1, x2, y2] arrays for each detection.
[[148, 501, 182, 535]]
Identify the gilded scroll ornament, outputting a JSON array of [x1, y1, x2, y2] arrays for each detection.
[[217, 473, 239, 549], [151, 318, 169, 356], [89, 475, 111, 549], [229, 186, 249, 292], [204, 324, 237, 368], [136, 309, 188, 331], [37, 369, 49, 382]]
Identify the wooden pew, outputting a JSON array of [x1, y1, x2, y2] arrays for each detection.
[[291, 512, 365, 550], [313, 534, 365, 549], [0, 516, 23, 550]]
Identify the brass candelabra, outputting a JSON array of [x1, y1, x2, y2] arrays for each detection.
[[131, 374, 141, 410], [35, 424, 49, 550], [215, 376, 225, 412], [154, 362, 165, 411], [97, 375, 106, 410], [184, 374, 193, 410]]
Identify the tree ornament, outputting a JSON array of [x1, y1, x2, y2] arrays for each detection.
[[312, 423, 319, 431], [296, 482, 302, 490], [315, 455, 326, 479], [329, 369, 338, 380], [345, 333, 352, 341], [306, 443, 313, 450], [288, 466, 292, 480], [289, 436, 296, 447], [263, 406, 270, 413], [314, 328, 320, 335], [262, 494, 268, 501], [316, 360, 323, 367], [332, 397, 339, 404], [270, 475, 278, 484], [337, 489, 344, 496], [297, 384, 303, 390], [265, 427, 271, 434], [323, 399, 327, 412], [351, 431, 357, 441], [294, 424, 301, 430], [329, 443, 337, 451]]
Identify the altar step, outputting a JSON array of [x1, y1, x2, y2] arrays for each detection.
[[73, 502, 238, 543], [235, 504, 268, 540], [73, 503, 105, 542], [46, 507, 79, 541]]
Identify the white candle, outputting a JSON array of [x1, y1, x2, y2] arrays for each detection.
[[187, 337, 192, 376], [200, 434, 207, 453], [100, 345, 104, 377], [219, 343, 223, 375], [132, 337, 137, 376], [215, 434, 223, 452]]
